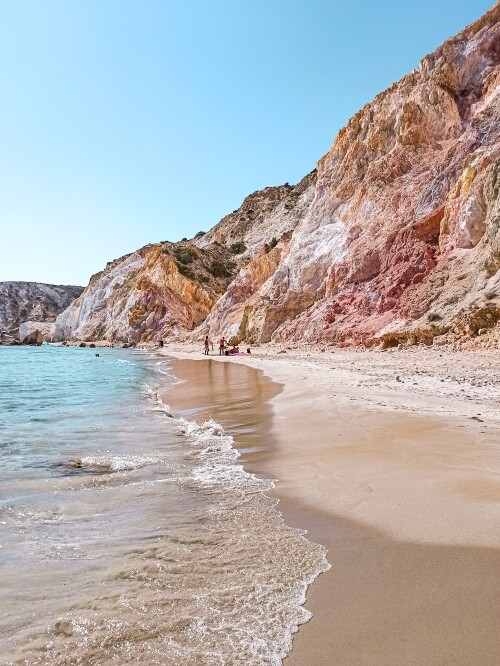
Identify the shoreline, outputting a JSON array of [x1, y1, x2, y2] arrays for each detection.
[[162, 344, 500, 665], [160, 355, 331, 662]]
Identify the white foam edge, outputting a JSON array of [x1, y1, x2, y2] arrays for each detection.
[[145, 373, 332, 663]]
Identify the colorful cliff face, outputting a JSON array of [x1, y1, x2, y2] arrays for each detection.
[[52, 243, 241, 343], [52, 175, 315, 344], [0, 282, 83, 344], [54, 5, 500, 347], [196, 4, 500, 347]]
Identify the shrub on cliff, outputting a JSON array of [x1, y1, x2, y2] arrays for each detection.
[[176, 262, 195, 279], [174, 246, 197, 265], [208, 259, 236, 278], [230, 241, 247, 255]]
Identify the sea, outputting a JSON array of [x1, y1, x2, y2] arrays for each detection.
[[0, 345, 329, 665]]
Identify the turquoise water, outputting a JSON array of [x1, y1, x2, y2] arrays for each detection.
[[0, 346, 164, 482], [0, 345, 328, 665]]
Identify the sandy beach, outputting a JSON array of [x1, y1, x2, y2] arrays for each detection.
[[163, 344, 500, 665]]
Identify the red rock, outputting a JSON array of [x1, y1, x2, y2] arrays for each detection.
[[52, 5, 500, 348]]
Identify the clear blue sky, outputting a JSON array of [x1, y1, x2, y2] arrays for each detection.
[[0, 0, 493, 286]]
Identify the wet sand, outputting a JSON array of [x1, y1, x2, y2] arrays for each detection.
[[162, 357, 282, 471], [162, 348, 500, 665]]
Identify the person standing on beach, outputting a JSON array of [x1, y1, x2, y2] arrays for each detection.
[[219, 337, 226, 355], [204, 336, 210, 355]]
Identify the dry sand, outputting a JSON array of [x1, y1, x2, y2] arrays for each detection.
[[162, 344, 500, 665]]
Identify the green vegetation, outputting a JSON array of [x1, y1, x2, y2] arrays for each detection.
[[194, 231, 205, 239], [230, 241, 247, 255], [174, 245, 197, 265], [176, 262, 195, 279], [208, 259, 236, 278]]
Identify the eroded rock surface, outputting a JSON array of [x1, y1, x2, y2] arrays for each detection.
[[196, 4, 500, 346], [52, 174, 315, 344], [53, 5, 500, 347], [52, 242, 242, 343], [0, 282, 82, 343], [19, 321, 56, 344]]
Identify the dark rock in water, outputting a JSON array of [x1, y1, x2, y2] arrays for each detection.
[[89, 343, 96, 348], [79, 342, 87, 348]]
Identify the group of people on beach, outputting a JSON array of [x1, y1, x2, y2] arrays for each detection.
[[204, 336, 249, 356]]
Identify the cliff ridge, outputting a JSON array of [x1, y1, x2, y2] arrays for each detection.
[[53, 4, 500, 348]]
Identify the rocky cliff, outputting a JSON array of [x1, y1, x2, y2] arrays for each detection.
[[52, 241, 247, 343], [52, 174, 315, 344], [55, 4, 500, 347], [0, 282, 83, 343], [197, 3, 500, 347]]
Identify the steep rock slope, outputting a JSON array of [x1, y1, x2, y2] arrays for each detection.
[[199, 4, 500, 346], [53, 5, 500, 347], [0, 282, 83, 342], [53, 244, 221, 343], [197, 171, 317, 257], [53, 175, 315, 344], [195, 171, 317, 341]]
